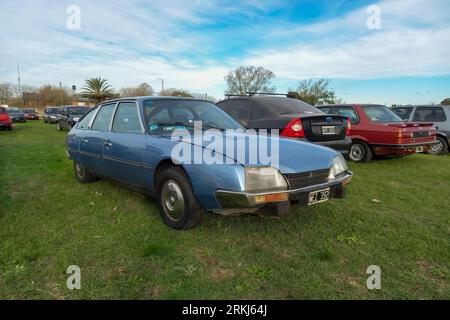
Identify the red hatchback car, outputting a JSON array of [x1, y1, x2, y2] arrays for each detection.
[[317, 104, 437, 162], [0, 107, 12, 130]]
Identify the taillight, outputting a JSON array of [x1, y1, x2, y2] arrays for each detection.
[[281, 118, 305, 138], [346, 118, 351, 136]]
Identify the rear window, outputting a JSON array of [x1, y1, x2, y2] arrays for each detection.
[[45, 108, 58, 114], [392, 107, 413, 121], [362, 105, 403, 123], [257, 98, 323, 115], [66, 107, 89, 115], [0, 107, 5, 114], [413, 107, 447, 122]]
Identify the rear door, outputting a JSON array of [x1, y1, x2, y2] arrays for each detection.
[[79, 103, 116, 175], [103, 101, 146, 189]]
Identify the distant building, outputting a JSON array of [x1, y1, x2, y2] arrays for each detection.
[[72, 95, 96, 107]]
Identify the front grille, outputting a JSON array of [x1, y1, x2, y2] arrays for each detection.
[[284, 169, 330, 190], [413, 131, 429, 138]]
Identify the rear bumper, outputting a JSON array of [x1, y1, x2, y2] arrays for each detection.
[[371, 141, 439, 155], [215, 171, 352, 213], [312, 136, 352, 157]]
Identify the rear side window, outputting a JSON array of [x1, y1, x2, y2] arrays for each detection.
[[92, 103, 116, 131], [413, 107, 447, 122], [112, 102, 142, 133], [77, 107, 97, 130], [392, 107, 413, 121], [336, 106, 359, 124], [218, 100, 250, 124]]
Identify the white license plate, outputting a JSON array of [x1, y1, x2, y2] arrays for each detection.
[[415, 146, 424, 153], [308, 188, 330, 205], [322, 126, 335, 135]]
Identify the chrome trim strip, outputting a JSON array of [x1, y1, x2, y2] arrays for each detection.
[[103, 155, 153, 169], [78, 150, 101, 158]]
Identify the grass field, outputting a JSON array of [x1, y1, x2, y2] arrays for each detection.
[[0, 121, 449, 299]]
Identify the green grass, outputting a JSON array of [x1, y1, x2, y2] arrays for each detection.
[[0, 121, 449, 299]]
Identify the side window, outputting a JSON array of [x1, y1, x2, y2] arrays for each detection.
[[336, 107, 359, 124], [0, 107, 4, 114], [252, 104, 266, 120], [392, 108, 413, 121], [413, 107, 447, 122], [112, 102, 142, 133], [92, 103, 116, 131], [77, 107, 97, 129]]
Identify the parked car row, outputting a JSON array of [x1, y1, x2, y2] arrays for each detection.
[[44, 106, 91, 131]]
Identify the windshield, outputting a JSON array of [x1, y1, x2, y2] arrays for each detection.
[[258, 97, 323, 115], [23, 109, 35, 113], [143, 99, 242, 133], [6, 108, 21, 113], [362, 105, 404, 123], [67, 107, 89, 115]]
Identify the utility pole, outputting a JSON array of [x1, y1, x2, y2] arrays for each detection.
[[17, 65, 23, 104], [59, 82, 64, 105], [157, 78, 164, 93]]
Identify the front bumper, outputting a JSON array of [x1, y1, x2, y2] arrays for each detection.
[[216, 171, 352, 211], [0, 121, 12, 128]]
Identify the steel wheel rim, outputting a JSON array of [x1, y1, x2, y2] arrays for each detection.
[[350, 144, 365, 161], [161, 180, 185, 221], [430, 141, 443, 154]]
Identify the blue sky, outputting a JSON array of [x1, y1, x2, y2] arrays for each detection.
[[1, 0, 449, 104]]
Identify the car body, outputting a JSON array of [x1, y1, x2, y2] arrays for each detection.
[[6, 107, 26, 123], [317, 104, 438, 162], [22, 108, 39, 120], [66, 97, 352, 230], [43, 107, 60, 123], [56, 106, 91, 131], [216, 96, 352, 157], [0, 107, 12, 130], [392, 105, 450, 155]]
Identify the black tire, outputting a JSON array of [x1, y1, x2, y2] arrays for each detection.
[[349, 141, 373, 162], [8, 127, 12, 131], [73, 160, 96, 183], [427, 136, 449, 155], [155, 166, 205, 230]]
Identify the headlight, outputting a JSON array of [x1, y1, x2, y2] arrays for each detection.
[[73, 117, 80, 122], [50, 115, 56, 119], [245, 167, 287, 192], [328, 155, 348, 180]]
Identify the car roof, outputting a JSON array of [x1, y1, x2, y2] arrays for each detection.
[[99, 96, 210, 105], [316, 103, 387, 107], [392, 104, 445, 108]]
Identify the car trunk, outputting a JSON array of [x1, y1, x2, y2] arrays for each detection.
[[300, 114, 347, 142]]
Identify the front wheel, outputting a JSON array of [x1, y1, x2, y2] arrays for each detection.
[[349, 141, 373, 162], [427, 136, 449, 155], [156, 166, 205, 230]]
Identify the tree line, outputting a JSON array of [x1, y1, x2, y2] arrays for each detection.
[[1, 66, 448, 108]]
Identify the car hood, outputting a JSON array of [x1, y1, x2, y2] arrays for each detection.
[[165, 131, 338, 174]]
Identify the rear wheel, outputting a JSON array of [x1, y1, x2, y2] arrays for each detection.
[[427, 136, 448, 155], [349, 141, 373, 162], [156, 166, 205, 230], [73, 160, 96, 183]]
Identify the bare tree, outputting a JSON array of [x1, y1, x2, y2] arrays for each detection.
[[288, 79, 336, 105], [160, 88, 194, 98], [120, 83, 154, 97], [224, 66, 276, 95], [0, 82, 13, 104]]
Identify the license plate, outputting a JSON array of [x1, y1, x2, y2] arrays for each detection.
[[308, 188, 330, 205], [415, 146, 424, 153], [322, 126, 335, 135]]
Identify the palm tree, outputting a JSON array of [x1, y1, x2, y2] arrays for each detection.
[[81, 77, 113, 103]]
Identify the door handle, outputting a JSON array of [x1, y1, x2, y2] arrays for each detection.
[[103, 141, 113, 147], [81, 138, 89, 143]]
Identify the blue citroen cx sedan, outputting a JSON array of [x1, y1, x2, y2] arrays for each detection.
[[66, 97, 352, 230]]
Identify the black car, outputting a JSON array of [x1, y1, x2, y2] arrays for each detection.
[[6, 107, 26, 123], [43, 107, 60, 123], [216, 95, 352, 156], [56, 106, 91, 131]]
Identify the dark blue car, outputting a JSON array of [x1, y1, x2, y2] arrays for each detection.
[[66, 97, 352, 230]]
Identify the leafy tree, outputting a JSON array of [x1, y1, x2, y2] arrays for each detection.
[[0, 82, 13, 104], [441, 98, 450, 106], [82, 77, 114, 103], [224, 66, 276, 95], [160, 88, 194, 98], [288, 79, 336, 105], [120, 83, 154, 97]]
